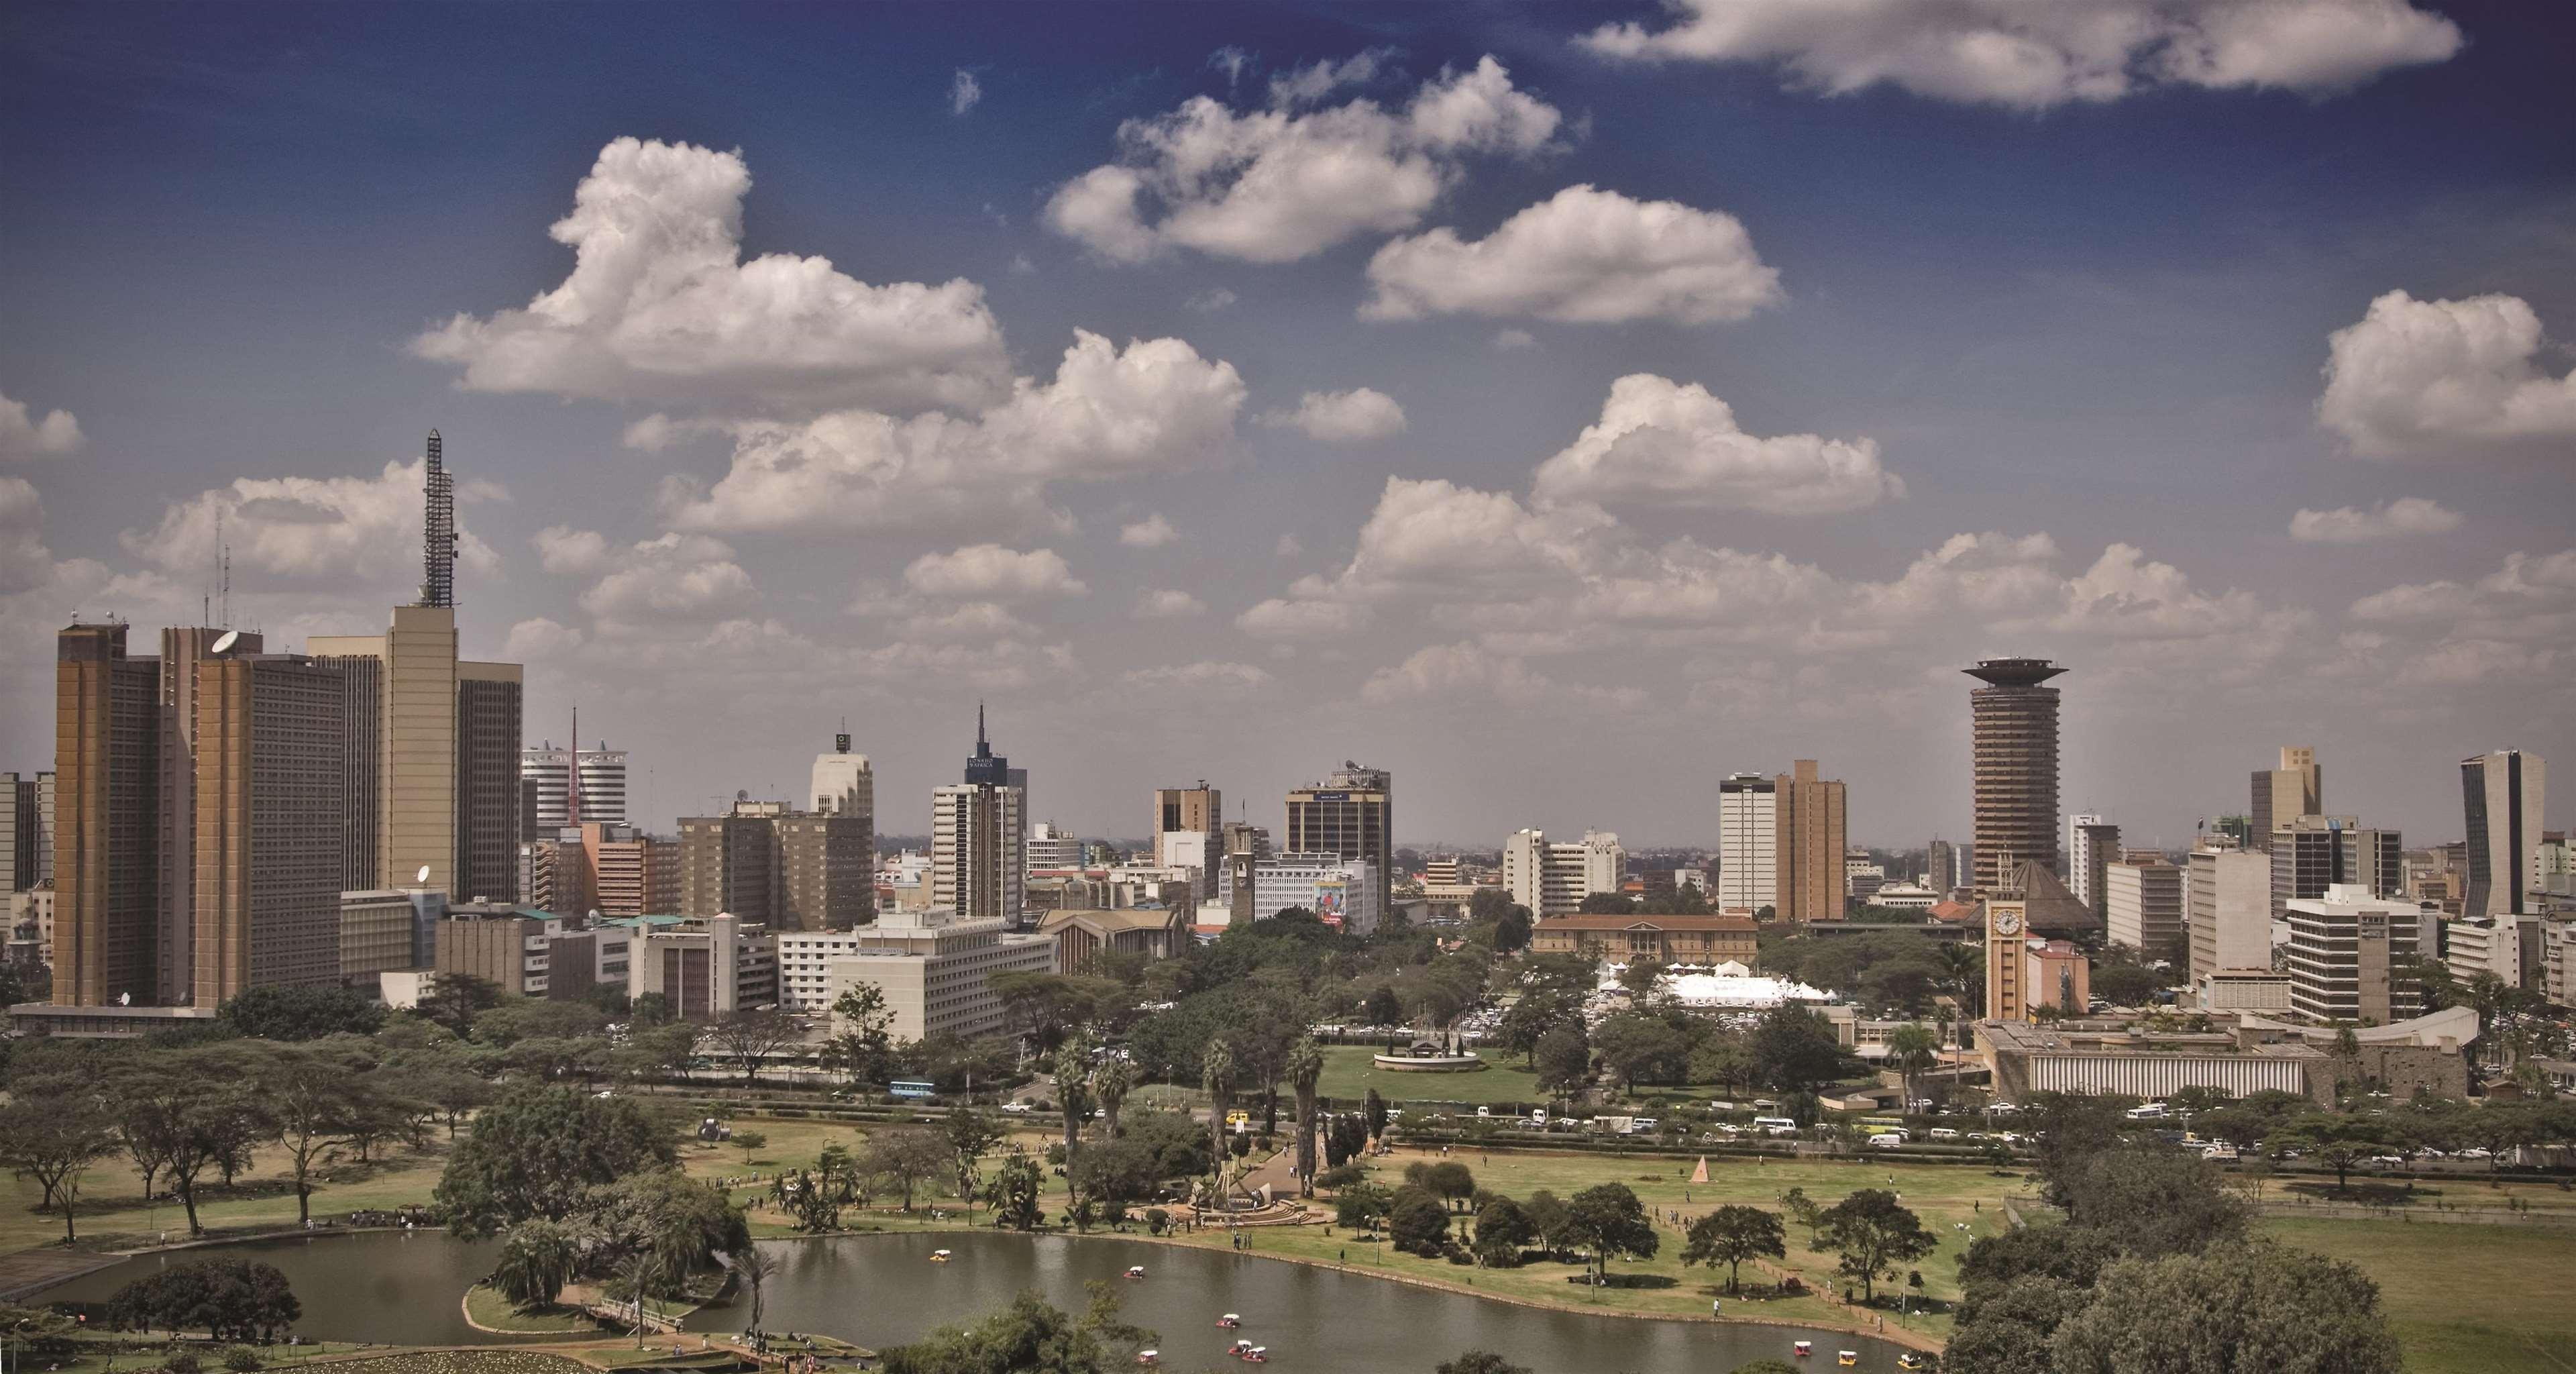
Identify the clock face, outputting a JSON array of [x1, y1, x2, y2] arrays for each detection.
[[1992, 911, 2023, 936]]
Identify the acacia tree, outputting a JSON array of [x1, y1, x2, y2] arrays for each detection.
[[826, 984, 896, 1086], [1287, 1037, 1324, 1198], [263, 1047, 361, 1224], [1565, 1183, 1658, 1287], [945, 1108, 1004, 1213], [1682, 1205, 1787, 1293], [0, 1094, 119, 1243], [1819, 1189, 1936, 1301], [861, 1128, 950, 1212], [2052, 1243, 2401, 1374], [706, 1008, 797, 1087]]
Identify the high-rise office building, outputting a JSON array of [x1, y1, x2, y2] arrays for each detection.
[[156, 626, 261, 1003], [1966, 658, 2065, 891], [932, 709, 1026, 923], [680, 803, 785, 925], [2462, 749, 2546, 920], [53, 622, 164, 1006], [1924, 837, 1957, 895], [1152, 782, 1221, 867], [776, 810, 872, 930], [1501, 827, 1624, 917], [2, 772, 54, 893], [193, 653, 350, 1006], [522, 738, 631, 830], [307, 434, 522, 899], [1774, 759, 1847, 923], [2268, 814, 2402, 920], [1716, 772, 1776, 911], [1286, 762, 1392, 914], [2250, 746, 2322, 851], [810, 733, 872, 820], [2065, 816, 2120, 918]]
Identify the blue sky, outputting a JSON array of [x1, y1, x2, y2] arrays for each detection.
[[3, 1, 2570, 849]]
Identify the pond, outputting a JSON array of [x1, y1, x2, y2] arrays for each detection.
[[44, 1230, 1915, 1373]]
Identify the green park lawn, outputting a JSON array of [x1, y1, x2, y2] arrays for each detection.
[[1311, 1044, 1549, 1108], [2261, 1217, 2576, 1374]]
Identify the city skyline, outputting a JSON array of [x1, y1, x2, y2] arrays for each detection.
[[5, 3, 2573, 848]]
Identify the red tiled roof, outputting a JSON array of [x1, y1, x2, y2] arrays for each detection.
[[1534, 913, 1758, 933]]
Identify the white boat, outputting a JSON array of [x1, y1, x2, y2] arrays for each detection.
[[1126, 1265, 1148, 1279], [1793, 1340, 1813, 1357], [1242, 1348, 1269, 1364], [930, 1249, 953, 1263], [1217, 1314, 1243, 1328]]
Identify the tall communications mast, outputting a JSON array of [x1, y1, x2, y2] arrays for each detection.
[[420, 430, 456, 609]]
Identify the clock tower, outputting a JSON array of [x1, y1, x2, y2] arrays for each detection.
[[1984, 898, 2031, 1022]]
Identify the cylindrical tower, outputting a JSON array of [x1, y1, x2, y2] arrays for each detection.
[[1966, 658, 2066, 892]]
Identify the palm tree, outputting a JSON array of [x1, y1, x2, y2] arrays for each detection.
[[1287, 1037, 1324, 1198], [491, 1219, 578, 1310], [1202, 1039, 1238, 1204], [1055, 1039, 1093, 1172], [1093, 1057, 1136, 1141], [730, 1247, 780, 1331], [1885, 1022, 1939, 1113]]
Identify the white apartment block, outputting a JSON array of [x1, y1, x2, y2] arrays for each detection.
[[1717, 773, 1777, 910], [810, 745, 873, 819], [1502, 827, 1624, 917], [816, 910, 1055, 1041], [1027, 821, 1085, 873], [2285, 885, 2422, 1025], [1250, 853, 1383, 935], [2443, 914, 2524, 989]]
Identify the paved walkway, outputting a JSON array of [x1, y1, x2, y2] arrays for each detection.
[[0, 1245, 127, 1302]]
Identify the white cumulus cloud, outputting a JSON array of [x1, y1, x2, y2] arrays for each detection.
[[1258, 387, 1409, 443], [0, 390, 85, 462], [2317, 290, 2576, 458], [1043, 56, 1562, 264], [1134, 588, 1206, 619], [664, 330, 1246, 534], [575, 531, 757, 623], [121, 458, 502, 586], [1579, 0, 2460, 109], [1530, 374, 1902, 515], [2288, 497, 2464, 543], [951, 69, 983, 116], [1364, 184, 1782, 325], [904, 545, 1087, 600], [411, 137, 1010, 412], [1121, 659, 1274, 694], [1120, 513, 1181, 548]]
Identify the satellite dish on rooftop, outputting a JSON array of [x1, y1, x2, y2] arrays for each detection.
[[209, 629, 240, 655], [416, 864, 431, 885]]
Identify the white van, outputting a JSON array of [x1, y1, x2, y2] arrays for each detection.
[[1752, 1115, 1799, 1136], [1868, 1132, 1906, 1149], [1928, 1127, 1960, 1141], [2125, 1102, 2169, 1120]]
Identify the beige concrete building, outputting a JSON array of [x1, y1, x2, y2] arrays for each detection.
[[625, 913, 773, 1017], [817, 909, 1054, 1041], [932, 783, 1024, 923], [2104, 857, 2185, 967], [810, 735, 873, 819], [1715, 772, 1776, 912], [2250, 745, 2322, 851], [309, 603, 521, 902], [2188, 845, 2272, 984], [1037, 906, 1189, 972], [1529, 912, 1758, 963], [1774, 759, 1847, 922]]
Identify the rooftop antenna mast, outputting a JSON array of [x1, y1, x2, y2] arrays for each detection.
[[566, 705, 582, 827], [217, 506, 231, 630], [419, 430, 456, 609]]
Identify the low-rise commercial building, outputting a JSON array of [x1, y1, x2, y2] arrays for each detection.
[[620, 914, 775, 1017], [1530, 912, 1758, 964], [1248, 853, 1381, 935], [1503, 828, 1625, 917], [2196, 967, 2292, 1013], [1037, 906, 1189, 972], [436, 903, 597, 1000], [816, 910, 1053, 1041]]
